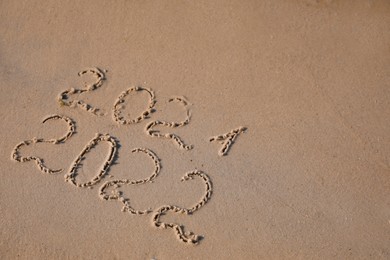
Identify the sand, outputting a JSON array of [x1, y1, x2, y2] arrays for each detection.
[[1, 0, 389, 259]]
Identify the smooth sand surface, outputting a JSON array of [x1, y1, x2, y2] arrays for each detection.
[[1, 0, 389, 259]]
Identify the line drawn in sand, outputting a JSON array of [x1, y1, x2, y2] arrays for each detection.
[[209, 126, 247, 156], [145, 96, 193, 151], [152, 170, 212, 245], [11, 66, 251, 246], [11, 114, 75, 174], [65, 133, 118, 188], [57, 67, 106, 116], [112, 87, 156, 125], [99, 148, 161, 215]]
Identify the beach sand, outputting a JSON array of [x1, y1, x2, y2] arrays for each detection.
[[1, 0, 389, 259]]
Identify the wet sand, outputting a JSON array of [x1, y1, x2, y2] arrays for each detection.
[[1, 0, 389, 259]]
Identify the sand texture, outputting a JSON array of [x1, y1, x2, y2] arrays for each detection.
[[1, 0, 389, 259]]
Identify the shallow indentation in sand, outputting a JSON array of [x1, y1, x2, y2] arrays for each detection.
[[11, 114, 75, 174], [145, 96, 193, 151], [57, 67, 106, 116], [112, 86, 156, 125], [64, 133, 118, 188], [152, 170, 212, 245], [209, 126, 247, 156], [99, 148, 161, 215]]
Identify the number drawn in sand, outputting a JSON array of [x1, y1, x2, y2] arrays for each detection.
[[57, 67, 106, 116], [152, 170, 212, 245], [145, 96, 193, 151], [209, 126, 247, 156], [11, 114, 75, 174], [99, 148, 161, 215], [112, 87, 156, 125], [64, 133, 118, 188], [11, 67, 248, 246]]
